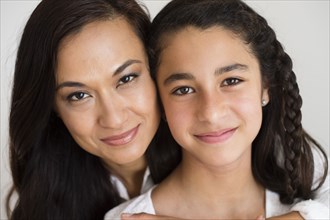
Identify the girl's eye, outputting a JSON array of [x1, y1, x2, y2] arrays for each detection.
[[173, 87, 194, 95], [67, 92, 90, 101], [222, 78, 242, 86], [118, 73, 138, 86]]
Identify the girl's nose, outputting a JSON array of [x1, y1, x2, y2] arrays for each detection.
[[197, 91, 227, 123]]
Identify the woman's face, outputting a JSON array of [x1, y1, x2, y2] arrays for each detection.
[[55, 19, 160, 168], [156, 26, 268, 168]]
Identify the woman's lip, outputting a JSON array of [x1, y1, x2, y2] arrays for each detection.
[[194, 128, 237, 144], [101, 125, 139, 146]]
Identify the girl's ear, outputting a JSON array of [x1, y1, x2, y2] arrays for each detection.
[[261, 88, 269, 107]]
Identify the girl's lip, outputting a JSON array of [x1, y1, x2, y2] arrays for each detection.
[[194, 127, 237, 144], [101, 125, 140, 146]]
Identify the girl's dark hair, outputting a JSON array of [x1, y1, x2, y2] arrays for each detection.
[[149, 0, 328, 204], [6, 0, 180, 219]]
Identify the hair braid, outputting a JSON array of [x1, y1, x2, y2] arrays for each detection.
[[278, 50, 312, 203], [149, 0, 327, 206]]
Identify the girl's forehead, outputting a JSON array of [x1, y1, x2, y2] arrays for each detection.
[[160, 26, 251, 60], [160, 25, 246, 51], [156, 26, 261, 80]]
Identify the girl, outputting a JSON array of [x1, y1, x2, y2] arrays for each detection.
[[106, 0, 329, 219]]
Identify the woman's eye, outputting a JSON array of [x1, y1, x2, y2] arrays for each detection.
[[118, 74, 138, 86], [222, 78, 242, 86], [67, 92, 90, 101], [173, 87, 194, 95]]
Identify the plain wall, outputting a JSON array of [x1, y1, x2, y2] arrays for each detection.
[[1, 0, 329, 218]]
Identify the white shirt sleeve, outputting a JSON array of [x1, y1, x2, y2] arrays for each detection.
[[290, 199, 329, 219]]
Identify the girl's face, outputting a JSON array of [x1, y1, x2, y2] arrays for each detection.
[[157, 26, 268, 168], [55, 19, 160, 168]]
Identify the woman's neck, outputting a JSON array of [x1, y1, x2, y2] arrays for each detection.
[[105, 156, 147, 198], [153, 150, 265, 219]]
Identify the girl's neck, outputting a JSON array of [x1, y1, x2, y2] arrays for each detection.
[[153, 150, 265, 219], [105, 156, 147, 198]]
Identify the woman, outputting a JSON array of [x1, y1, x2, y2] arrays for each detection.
[[105, 0, 329, 219], [6, 0, 180, 219]]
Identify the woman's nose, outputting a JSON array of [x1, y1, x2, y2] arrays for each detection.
[[98, 96, 128, 129]]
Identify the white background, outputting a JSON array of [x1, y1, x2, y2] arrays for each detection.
[[1, 1, 329, 219]]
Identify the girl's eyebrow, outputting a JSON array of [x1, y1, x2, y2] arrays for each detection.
[[215, 63, 248, 75], [163, 72, 195, 86], [56, 59, 142, 91], [163, 63, 248, 86]]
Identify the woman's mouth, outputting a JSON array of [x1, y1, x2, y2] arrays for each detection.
[[101, 125, 139, 147]]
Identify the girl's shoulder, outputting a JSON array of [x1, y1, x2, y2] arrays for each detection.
[[311, 145, 328, 189]]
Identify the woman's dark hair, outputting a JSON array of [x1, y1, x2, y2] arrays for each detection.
[[6, 0, 180, 219], [149, 0, 328, 204]]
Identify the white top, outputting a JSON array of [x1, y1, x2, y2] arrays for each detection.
[[105, 149, 329, 219], [110, 167, 154, 201]]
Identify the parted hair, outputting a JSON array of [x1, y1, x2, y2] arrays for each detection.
[[148, 0, 328, 204], [6, 0, 180, 219]]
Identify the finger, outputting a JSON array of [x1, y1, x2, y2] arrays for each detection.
[[121, 213, 159, 220], [121, 213, 180, 220], [256, 215, 265, 220]]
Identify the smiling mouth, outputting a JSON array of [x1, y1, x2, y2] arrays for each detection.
[[194, 128, 237, 144], [101, 125, 140, 147]]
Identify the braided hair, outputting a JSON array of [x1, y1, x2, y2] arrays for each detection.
[[148, 0, 328, 204]]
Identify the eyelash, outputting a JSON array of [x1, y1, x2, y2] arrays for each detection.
[[67, 91, 91, 102], [172, 87, 194, 96], [171, 77, 243, 96], [65, 73, 140, 102], [222, 77, 242, 86], [117, 73, 139, 87]]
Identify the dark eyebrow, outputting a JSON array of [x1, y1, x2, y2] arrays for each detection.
[[114, 59, 142, 76], [163, 73, 195, 86], [215, 63, 248, 75], [56, 82, 86, 91], [56, 59, 142, 90], [163, 63, 247, 86]]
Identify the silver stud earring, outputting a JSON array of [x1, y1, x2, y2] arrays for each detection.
[[261, 99, 267, 107]]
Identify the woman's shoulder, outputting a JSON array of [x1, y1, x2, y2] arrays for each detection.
[[104, 186, 156, 219]]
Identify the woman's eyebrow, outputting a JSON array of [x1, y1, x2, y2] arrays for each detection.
[[113, 59, 142, 76], [56, 59, 142, 91], [56, 81, 86, 91]]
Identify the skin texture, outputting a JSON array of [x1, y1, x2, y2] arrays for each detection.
[[152, 26, 267, 219], [54, 18, 160, 196], [157, 26, 268, 170], [121, 27, 303, 219]]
